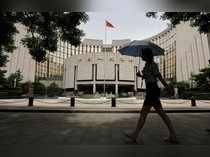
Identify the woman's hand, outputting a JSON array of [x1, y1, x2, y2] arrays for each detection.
[[136, 71, 143, 77], [158, 74, 174, 96], [166, 86, 175, 97]]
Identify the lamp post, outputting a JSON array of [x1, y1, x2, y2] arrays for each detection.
[[28, 81, 34, 106]]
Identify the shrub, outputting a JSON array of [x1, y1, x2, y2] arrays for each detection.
[[181, 91, 210, 100], [7, 87, 22, 97], [119, 92, 129, 98], [21, 81, 31, 94], [33, 82, 46, 96], [176, 81, 190, 97], [0, 87, 22, 98], [47, 82, 63, 97]]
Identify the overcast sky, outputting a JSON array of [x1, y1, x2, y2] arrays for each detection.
[[79, 12, 170, 44]]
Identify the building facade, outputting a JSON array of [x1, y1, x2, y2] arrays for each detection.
[[63, 38, 164, 94], [146, 25, 176, 81], [175, 22, 210, 82], [147, 22, 210, 82], [63, 23, 210, 93], [63, 39, 147, 94], [3, 24, 35, 82], [4, 22, 210, 91]]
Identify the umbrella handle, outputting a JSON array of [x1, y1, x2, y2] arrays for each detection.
[[140, 78, 143, 89], [138, 48, 141, 71]]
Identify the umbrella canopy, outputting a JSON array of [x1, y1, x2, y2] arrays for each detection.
[[118, 40, 164, 57]]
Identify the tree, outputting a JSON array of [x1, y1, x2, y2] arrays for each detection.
[[47, 82, 63, 97], [191, 66, 210, 91], [18, 12, 88, 62], [32, 82, 46, 96], [176, 81, 190, 96], [0, 12, 88, 82], [0, 70, 7, 88], [0, 12, 18, 87], [146, 12, 210, 33], [21, 81, 31, 94], [7, 70, 23, 88]]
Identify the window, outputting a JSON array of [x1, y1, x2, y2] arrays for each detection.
[[102, 47, 112, 52]]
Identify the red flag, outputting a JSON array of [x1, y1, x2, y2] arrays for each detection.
[[105, 20, 114, 28]]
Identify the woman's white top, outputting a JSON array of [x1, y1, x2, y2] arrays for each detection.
[[142, 62, 160, 83]]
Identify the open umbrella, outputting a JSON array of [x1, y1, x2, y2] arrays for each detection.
[[118, 40, 165, 70], [118, 40, 165, 89], [118, 40, 164, 57]]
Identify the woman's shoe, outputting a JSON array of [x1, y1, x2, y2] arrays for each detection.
[[164, 137, 179, 144], [123, 132, 142, 144], [206, 129, 210, 132], [123, 132, 137, 142]]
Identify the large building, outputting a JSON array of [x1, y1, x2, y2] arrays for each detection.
[[147, 22, 210, 82], [63, 39, 147, 95], [175, 22, 210, 82], [34, 40, 70, 87], [146, 25, 176, 81], [63, 23, 210, 94], [3, 24, 36, 82], [3, 22, 210, 94], [63, 38, 166, 94]]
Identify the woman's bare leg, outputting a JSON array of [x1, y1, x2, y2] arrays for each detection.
[[153, 104, 177, 140], [131, 105, 152, 139]]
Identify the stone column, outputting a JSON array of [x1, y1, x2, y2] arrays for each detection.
[[115, 84, 118, 95], [93, 83, 96, 94], [115, 63, 119, 96], [93, 63, 96, 94]]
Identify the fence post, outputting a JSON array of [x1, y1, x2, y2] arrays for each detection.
[[28, 82, 33, 107], [28, 96, 34, 107], [112, 97, 116, 107], [191, 96, 196, 107], [70, 97, 75, 107]]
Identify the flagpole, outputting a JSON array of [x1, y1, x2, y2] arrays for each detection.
[[105, 21, 107, 44], [103, 21, 107, 97]]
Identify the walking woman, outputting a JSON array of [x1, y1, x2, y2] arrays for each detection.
[[125, 48, 178, 144]]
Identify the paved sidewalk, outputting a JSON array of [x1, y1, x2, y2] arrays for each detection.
[[1, 112, 210, 156]]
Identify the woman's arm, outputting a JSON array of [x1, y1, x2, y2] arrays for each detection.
[[157, 73, 174, 96], [136, 71, 143, 77], [157, 73, 168, 88]]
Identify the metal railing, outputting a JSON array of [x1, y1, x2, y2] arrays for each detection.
[[0, 96, 208, 108]]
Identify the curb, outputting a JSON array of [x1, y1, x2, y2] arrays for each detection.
[[1, 107, 210, 113]]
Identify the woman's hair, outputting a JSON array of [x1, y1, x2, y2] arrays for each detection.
[[142, 48, 154, 61]]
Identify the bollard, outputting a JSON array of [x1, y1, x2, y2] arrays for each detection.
[[191, 96, 196, 107], [111, 97, 116, 107], [70, 97, 75, 107], [28, 96, 34, 106]]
